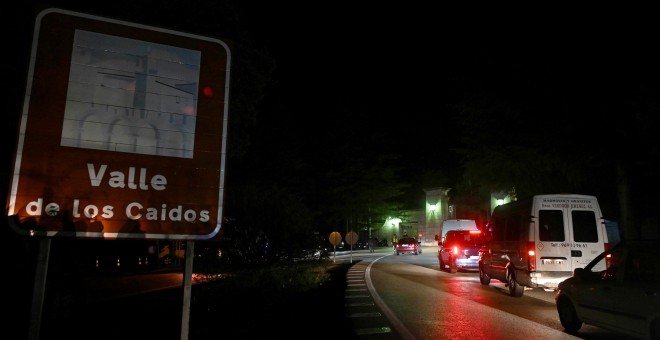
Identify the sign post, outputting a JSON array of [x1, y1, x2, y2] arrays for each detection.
[[9, 8, 231, 340], [328, 231, 342, 263], [345, 231, 358, 263], [345, 230, 358, 247]]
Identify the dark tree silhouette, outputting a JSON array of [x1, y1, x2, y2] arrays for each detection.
[[451, 50, 660, 240]]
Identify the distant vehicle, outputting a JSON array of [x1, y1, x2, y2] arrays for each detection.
[[555, 240, 660, 340], [332, 241, 351, 252], [479, 194, 610, 297], [394, 237, 420, 255], [439, 229, 484, 273], [354, 240, 369, 249]]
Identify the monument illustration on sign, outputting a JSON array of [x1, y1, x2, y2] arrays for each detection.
[[6, 8, 230, 240], [61, 30, 202, 159]]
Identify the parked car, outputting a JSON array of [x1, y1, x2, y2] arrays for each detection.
[[439, 229, 483, 273], [555, 240, 660, 340], [299, 246, 329, 260], [394, 237, 420, 255]]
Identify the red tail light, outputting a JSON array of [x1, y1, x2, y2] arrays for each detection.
[[603, 243, 612, 268], [527, 242, 536, 271]]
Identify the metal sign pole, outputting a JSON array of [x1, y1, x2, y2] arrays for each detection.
[[180, 241, 195, 340], [28, 238, 51, 340]]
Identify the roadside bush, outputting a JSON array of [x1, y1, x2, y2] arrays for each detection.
[[189, 260, 352, 338]]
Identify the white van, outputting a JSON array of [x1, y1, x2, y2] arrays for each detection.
[[479, 194, 610, 297], [438, 219, 478, 243]]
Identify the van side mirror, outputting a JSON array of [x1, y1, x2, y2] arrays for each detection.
[[434, 234, 438, 241]]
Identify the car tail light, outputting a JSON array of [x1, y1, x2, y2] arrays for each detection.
[[453, 246, 459, 255], [605, 253, 612, 268], [527, 242, 536, 271], [602, 243, 612, 267]]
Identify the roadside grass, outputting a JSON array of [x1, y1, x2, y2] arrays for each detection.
[[188, 259, 357, 338]]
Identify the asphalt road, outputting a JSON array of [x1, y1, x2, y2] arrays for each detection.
[[22, 246, 619, 340]]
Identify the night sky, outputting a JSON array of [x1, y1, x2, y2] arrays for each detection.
[[236, 6, 660, 205], [237, 5, 658, 154]]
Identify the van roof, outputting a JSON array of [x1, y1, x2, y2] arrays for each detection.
[[492, 194, 601, 215]]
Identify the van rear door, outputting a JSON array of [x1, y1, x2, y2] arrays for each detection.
[[533, 195, 608, 274], [534, 204, 573, 274], [566, 198, 608, 270]]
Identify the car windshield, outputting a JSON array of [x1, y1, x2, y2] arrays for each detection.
[[399, 238, 416, 244], [587, 243, 660, 284]]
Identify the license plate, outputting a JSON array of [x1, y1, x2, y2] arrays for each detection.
[[542, 259, 563, 265]]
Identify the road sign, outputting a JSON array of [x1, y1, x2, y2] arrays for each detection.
[[328, 232, 342, 246], [6, 8, 230, 240], [345, 231, 358, 246]]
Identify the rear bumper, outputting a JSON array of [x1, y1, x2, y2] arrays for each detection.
[[517, 270, 573, 290], [395, 247, 419, 254]]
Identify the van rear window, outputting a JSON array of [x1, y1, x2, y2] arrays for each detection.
[[572, 210, 599, 242], [539, 210, 565, 241]]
